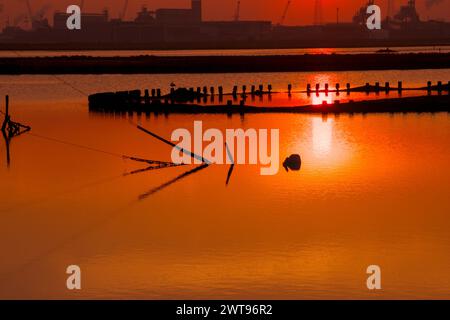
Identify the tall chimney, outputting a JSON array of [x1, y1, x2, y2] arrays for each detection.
[[314, 0, 323, 25], [192, 0, 202, 22]]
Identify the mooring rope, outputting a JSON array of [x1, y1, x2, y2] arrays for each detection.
[[10, 50, 90, 97], [51, 74, 89, 97], [28, 132, 125, 158], [27, 132, 177, 166], [5, 51, 180, 167]]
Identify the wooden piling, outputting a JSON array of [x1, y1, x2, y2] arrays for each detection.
[[346, 83, 350, 92], [218, 86, 223, 96], [268, 84, 272, 94], [385, 82, 390, 92], [157, 89, 161, 98], [251, 85, 255, 95], [242, 85, 247, 94], [210, 87, 215, 95], [375, 82, 380, 92], [437, 81, 442, 92], [288, 84, 292, 94], [365, 83, 370, 92], [427, 81, 432, 91], [398, 81, 403, 93], [259, 85, 263, 92], [151, 89, 156, 97], [2, 95, 9, 132], [315, 84, 320, 92], [307, 84, 311, 93], [5, 95, 8, 116], [144, 89, 150, 104], [325, 83, 329, 92], [336, 83, 340, 92]]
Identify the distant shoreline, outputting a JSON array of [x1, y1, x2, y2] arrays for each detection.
[[1, 53, 450, 75], [0, 39, 450, 51]]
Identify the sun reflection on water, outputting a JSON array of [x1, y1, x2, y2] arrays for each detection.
[[311, 92, 335, 106], [312, 117, 333, 156]]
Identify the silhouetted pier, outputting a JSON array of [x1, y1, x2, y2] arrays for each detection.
[[89, 81, 450, 114]]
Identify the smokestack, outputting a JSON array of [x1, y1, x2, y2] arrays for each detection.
[[192, 0, 202, 22]]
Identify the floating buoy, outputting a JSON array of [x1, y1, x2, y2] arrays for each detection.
[[283, 154, 301, 172]]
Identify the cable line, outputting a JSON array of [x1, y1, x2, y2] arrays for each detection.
[[28, 132, 176, 165]]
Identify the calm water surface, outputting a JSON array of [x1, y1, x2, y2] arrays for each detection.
[[0, 70, 449, 299], [0, 46, 449, 57]]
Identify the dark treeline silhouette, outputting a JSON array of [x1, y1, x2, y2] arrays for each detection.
[[1, 53, 450, 74]]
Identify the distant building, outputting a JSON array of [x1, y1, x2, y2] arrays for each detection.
[[201, 21, 272, 42], [155, 0, 202, 25], [134, 7, 156, 25], [52, 10, 111, 42], [1, 0, 449, 47]]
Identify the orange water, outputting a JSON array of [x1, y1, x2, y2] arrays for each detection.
[[0, 71, 449, 299]]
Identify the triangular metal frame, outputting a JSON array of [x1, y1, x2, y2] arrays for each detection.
[[1, 95, 31, 167]]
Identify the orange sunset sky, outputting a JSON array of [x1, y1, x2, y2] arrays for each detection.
[[0, 0, 449, 26]]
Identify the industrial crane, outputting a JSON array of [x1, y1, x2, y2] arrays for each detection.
[[278, 0, 291, 26], [25, 0, 33, 25], [387, 0, 393, 18], [0, 3, 4, 29], [234, 1, 240, 22], [120, 0, 129, 20], [353, 0, 374, 25], [395, 0, 420, 24]]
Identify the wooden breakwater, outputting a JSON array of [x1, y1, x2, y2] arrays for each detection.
[[88, 81, 450, 114], [89, 95, 450, 114]]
